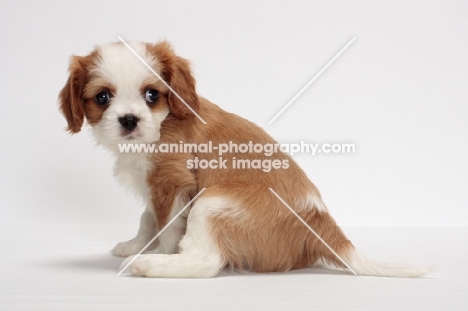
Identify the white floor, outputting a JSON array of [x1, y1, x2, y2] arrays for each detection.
[[1, 225, 466, 310]]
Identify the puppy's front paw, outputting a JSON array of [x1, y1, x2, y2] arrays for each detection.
[[111, 239, 146, 257]]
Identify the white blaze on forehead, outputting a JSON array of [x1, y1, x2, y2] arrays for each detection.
[[88, 42, 170, 148], [93, 42, 161, 97]]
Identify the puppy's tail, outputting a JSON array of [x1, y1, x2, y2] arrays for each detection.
[[343, 248, 429, 278], [303, 209, 428, 278]]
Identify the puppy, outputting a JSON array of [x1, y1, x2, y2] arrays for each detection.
[[59, 41, 427, 278]]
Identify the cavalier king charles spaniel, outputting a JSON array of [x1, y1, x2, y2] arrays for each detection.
[[59, 41, 427, 278]]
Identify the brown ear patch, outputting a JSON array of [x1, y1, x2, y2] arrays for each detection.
[[58, 51, 99, 133], [148, 42, 199, 120]]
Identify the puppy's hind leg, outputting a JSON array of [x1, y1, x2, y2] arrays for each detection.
[[120, 196, 226, 278]]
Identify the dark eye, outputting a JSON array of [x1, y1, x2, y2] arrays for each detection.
[[145, 89, 159, 104], [95, 91, 111, 105]]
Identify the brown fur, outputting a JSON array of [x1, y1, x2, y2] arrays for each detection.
[[148, 42, 200, 120], [59, 51, 99, 133], [60, 41, 355, 273], [143, 43, 355, 271], [152, 99, 354, 271]]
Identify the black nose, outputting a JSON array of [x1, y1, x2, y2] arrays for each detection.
[[118, 114, 139, 132]]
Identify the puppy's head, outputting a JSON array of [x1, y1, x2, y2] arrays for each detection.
[[59, 41, 198, 147]]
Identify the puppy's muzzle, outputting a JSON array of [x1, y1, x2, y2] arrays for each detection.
[[118, 114, 139, 132]]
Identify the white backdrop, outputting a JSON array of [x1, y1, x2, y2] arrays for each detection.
[[0, 0, 466, 226]]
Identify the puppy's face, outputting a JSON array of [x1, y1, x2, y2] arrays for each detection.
[[59, 42, 199, 149]]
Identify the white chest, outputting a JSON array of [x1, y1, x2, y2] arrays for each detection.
[[113, 153, 152, 202]]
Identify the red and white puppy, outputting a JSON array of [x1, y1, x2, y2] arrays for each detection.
[[59, 41, 427, 278]]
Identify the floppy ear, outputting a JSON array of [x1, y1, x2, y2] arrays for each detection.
[[151, 42, 199, 119], [58, 56, 88, 133]]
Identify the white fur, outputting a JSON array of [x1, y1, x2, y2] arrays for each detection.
[[120, 196, 227, 278], [311, 194, 328, 212], [113, 152, 151, 199], [345, 248, 429, 278], [111, 208, 157, 257], [110, 152, 157, 256], [90, 42, 169, 150], [85, 42, 173, 257], [296, 193, 328, 212]]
